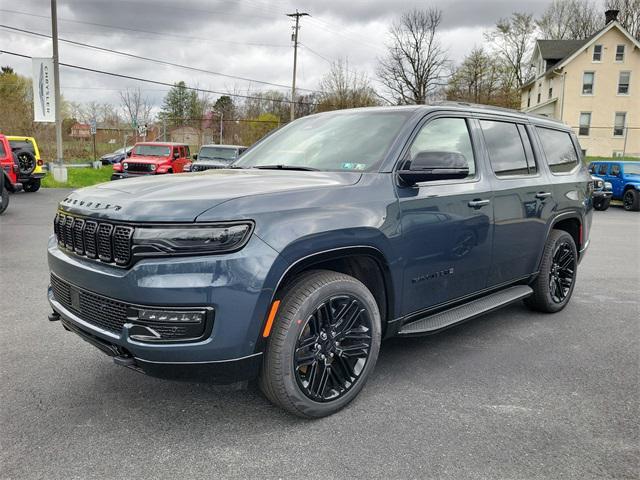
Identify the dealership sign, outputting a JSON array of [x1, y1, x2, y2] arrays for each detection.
[[32, 57, 55, 123]]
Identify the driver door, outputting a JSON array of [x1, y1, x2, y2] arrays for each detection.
[[172, 146, 189, 173], [396, 115, 494, 315]]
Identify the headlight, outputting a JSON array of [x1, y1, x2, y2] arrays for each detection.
[[132, 223, 253, 255], [604, 182, 613, 190], [122, 162, 128, 170], [595, 179, 603, 188], [183, 164, 191, 172], [150, 164, 156, 171]]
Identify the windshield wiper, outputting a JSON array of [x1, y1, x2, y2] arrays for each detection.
[[253, 164, 319, 171]]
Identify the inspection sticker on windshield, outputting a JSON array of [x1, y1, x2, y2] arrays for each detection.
[[342, 163, 366, 170]]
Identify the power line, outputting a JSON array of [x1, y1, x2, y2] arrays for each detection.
[[1, 49, 327, 107], [0, 24, 322, 93], [0, 8, 290, 48]]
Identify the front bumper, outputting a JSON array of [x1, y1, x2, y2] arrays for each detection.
[[111, 172, 156, 180], [592, 190, 612, 199], [47, 233, 287, 382]]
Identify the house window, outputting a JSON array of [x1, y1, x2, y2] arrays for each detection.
[[582, 72, 594, 94], [537, 92, 541, 103], [613, 151, 624, 158], [614, 112, 626, 136], [618, 71, 630, 94], [579, 112, 591, 136], [548, 87, 553, 99], [581, 149, 587, 158], [527, 91, 531, 108], [616, 45, 625, 62], [593, 45, 602, 61]]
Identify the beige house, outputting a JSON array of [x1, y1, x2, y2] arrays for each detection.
[[521, 11, 639, 158]]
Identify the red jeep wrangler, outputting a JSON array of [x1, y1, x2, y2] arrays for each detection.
[[111, 142, 191, 180], [1, 134, 23, 213]]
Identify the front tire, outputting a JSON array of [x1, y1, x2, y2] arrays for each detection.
[[0, 187, 8, 214], [623, 189, 640, 211], [259, 270, 381, 418], [593, 197, 610, 211], [525, 230, 578, 313]]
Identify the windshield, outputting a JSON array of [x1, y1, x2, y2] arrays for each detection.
[[233, 110, 412, 172], [133, 145, 171, 157], [624, 163, 640, 175], [199, 146, 238, 162]]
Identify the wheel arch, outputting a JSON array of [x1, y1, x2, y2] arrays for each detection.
[[271, 246, 396, 337], [535, 212, 584, 272]]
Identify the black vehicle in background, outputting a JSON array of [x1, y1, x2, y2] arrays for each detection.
[[186, 144, 247, 172]]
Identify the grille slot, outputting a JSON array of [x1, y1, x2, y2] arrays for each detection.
[[50, 275, 208, 340], [97, 223, 114, 262], [113, 226, 134, 266], [73, 218, 85, 255], [64, 215, 75, 249], [53, 213, 134, 266], [84, 221, 98, 259]]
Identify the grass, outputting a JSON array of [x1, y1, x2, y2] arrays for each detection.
[[42, 167, 113, 189]]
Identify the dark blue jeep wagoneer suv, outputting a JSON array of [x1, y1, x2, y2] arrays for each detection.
[[48, 104, 592, 417]]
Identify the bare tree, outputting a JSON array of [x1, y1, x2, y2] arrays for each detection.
[[446, 47, 518, 108], [537, 0, 601, 39], [317, 59, 379, 111], [485, 13, 537, 88], [120, 87, 153, 128], [377, 8, 448, 104], [606, 0, 640, 39]]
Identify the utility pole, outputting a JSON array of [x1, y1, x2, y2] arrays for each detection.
[[286, 10, 309, 122], [51, 0, 66, 180]]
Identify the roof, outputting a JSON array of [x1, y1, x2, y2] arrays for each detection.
[[313, 103, 567, 129], [537, 39, 587, 60], [134, 142, 189, 146], [524, 20, 640, 88], [200, 144, 246, 149]]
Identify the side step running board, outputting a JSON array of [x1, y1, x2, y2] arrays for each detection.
[[398, 285, 533, 335]]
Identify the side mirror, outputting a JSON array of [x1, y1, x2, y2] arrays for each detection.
[[173, 152, 180, 159], [126, 151, 132, 157], [398, 151, 469, 185], [192, 154, 198, 160]]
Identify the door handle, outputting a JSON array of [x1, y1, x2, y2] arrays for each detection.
[[468, 199, 490, 208], [535, 192, 552, 199]]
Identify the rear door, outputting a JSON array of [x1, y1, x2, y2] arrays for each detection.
[[479, 118, 555, 286], [397, 114, 494, 315]]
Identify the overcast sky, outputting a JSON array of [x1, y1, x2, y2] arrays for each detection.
[[1, 0, 571, 111]]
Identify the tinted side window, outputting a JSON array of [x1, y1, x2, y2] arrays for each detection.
[[480, 120, 530, 176], [588, 163, 596, 173], [597, 164, 608, 175], [536, 127, 579, 173], [184, 146, 190, 157], [0, 141, 5, 157], [611, 164, 621, 176], [408, 117, 475, 177]]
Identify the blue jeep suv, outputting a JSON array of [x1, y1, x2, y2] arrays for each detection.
[[48, 105, 592, 417], [589, 161, 640, 211]]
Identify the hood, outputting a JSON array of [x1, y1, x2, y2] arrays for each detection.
[[193, 159, 231, 168], [58, 169, 362, 222]]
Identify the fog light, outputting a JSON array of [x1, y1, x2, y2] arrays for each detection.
[[137, 309, 205, 324]]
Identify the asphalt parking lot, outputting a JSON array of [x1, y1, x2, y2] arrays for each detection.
[[1, 188, 638, 479]]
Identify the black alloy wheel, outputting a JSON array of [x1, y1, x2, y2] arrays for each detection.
[[548, 241, 576, 304], [294, 294, 373, 402], [259, 270, 381, 418], [623, 190, 640, 211]]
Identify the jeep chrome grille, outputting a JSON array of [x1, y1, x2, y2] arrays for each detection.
[[54, 212, 134, 266]]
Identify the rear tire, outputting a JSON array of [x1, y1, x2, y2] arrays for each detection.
[[23, 179, 41, 193], [525, 230, 577, 313], [259, 270, 381, 418], [623, 189, 640, 211], [593, 197, 610, 211]]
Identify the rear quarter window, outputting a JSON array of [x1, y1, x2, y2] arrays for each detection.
[[536, 127, 579, 174]]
